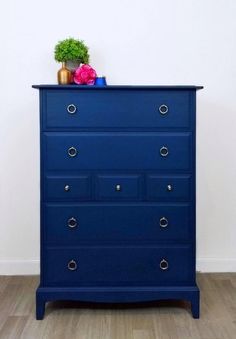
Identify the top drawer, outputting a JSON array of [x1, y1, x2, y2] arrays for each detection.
[[43, 90, 192, 129]]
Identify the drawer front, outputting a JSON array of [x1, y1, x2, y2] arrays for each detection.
[[96, 175, 141, 201], [43, 246, 194, 286], [43, 132, 192, 171], [44, 90, 191, 129], [45, 176, 91, 201], [44, 204, 191, 245], [147, 175, 191, 201]]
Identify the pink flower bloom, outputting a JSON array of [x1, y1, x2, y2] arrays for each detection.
[[73, 64, 97, 85]]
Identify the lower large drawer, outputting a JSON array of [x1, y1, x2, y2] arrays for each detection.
[[44, 204, 192, 245], [43, 246, 194, 286]]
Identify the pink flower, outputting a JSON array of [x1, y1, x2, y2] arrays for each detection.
[[73, 64, 97, 85]]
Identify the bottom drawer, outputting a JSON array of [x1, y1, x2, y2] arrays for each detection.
[[43, 246, 194, 287]]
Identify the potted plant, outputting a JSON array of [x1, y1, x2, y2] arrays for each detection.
[[54, 37, 90, 84]]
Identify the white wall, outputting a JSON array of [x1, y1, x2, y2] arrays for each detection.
[[0, 0, 236, 274]]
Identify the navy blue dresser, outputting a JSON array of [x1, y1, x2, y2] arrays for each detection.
[[33, 85, 203, 319]]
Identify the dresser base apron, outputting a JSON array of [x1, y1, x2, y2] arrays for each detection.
[[36, 285, 200, 320]]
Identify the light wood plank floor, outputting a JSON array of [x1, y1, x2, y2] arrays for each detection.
[[0, 274, 236, 339]]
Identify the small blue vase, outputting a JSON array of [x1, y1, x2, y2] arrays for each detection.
[[95, 76, 107, 86]]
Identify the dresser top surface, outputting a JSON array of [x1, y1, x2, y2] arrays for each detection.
[[32, 84, 203, 90]]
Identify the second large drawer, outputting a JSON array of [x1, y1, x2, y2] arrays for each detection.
[[43, 132, 192, 171]]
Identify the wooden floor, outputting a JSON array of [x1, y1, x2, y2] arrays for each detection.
[[0, 274, 236, 339]]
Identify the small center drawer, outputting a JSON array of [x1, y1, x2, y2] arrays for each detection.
[[96, 175, 141, 200], [44, 89, 191, 129], [44, 246, 194, 287]]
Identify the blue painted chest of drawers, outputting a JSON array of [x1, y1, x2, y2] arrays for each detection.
[[33, 84, 203, 319]]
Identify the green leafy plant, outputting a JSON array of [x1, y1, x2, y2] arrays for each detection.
[[54, 38, 89, 63]]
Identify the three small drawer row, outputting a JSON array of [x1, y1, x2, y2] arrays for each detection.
[[44, 174, 191, 201]]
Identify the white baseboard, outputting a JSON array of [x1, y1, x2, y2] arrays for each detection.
[[197, 258, 236, 273], [0, 258, 236, 275], [0, 260, 40, 275]]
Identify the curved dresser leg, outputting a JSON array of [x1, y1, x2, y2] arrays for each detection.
[[191, 295, 200, 319], [36, 295, 46, 320]]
